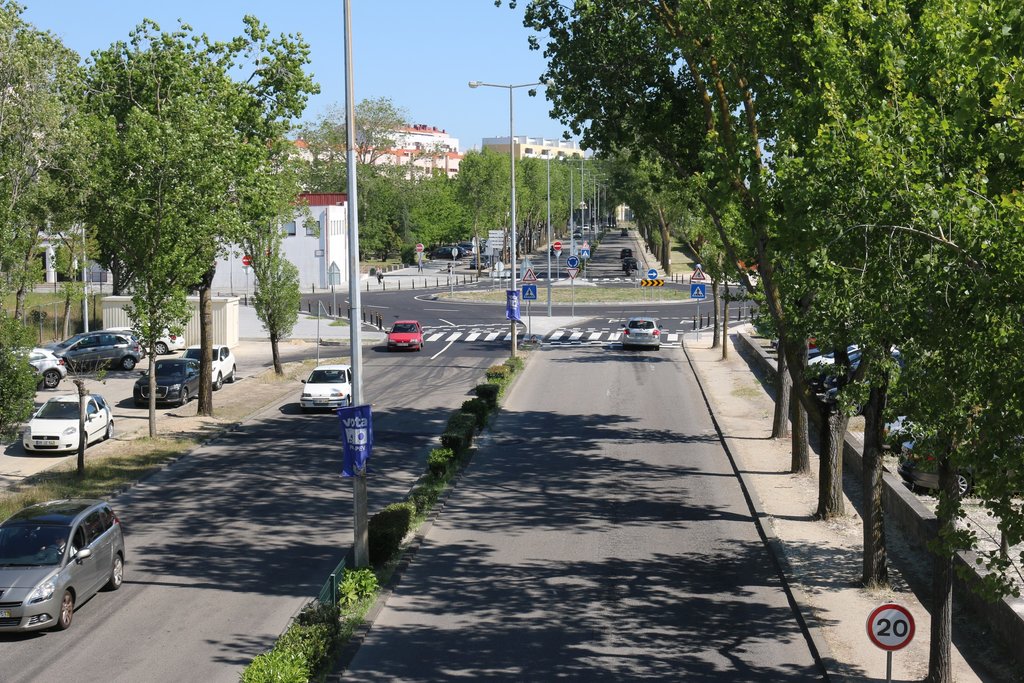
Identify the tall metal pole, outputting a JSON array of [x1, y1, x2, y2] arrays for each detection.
[[546, 152, 552, 317], [508, 86, 518, 358], [81, 226, 89, 332], [343, 0, 368, 570]]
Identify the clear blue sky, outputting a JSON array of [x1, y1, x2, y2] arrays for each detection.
[[21, 0, 571, 152]]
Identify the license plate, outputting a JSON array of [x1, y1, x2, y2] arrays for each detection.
[[0, 609, 11, 618]]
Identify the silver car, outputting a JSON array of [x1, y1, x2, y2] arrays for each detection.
[[0, 499, 125, 632], [621, 316, 664, 350], [23, 348, 67, 390]]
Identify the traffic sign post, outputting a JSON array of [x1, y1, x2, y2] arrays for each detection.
[[867, 603, 915, 683]]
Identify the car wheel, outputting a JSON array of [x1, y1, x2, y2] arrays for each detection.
[[155, 342, 169, 355], [178, 387, 190, 407], [213, 372, 223, 391], [120, 355, 137, 371], [105, 420, 114, 441], [42, 369, 62, 389], [54, 590, 74, 630], [105, 554, 124, 591], [957, 474, 972, 497], [227, 365, 237, 383]]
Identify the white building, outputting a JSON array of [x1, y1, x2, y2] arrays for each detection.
[[211, 192, 350, 295]]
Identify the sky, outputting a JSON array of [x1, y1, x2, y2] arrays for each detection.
[[21, 0, 571, 152]]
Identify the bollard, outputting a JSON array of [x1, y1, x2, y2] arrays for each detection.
[[692, 316, 697, 330], [307, 301, 312, 314]]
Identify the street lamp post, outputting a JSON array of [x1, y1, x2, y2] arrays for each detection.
[[545, 152, 552, 317], [469, 78, 553, 356]]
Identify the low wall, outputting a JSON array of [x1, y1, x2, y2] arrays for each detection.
[[735, 331, 1024, 665]]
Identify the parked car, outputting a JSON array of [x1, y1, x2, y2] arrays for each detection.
[[26, 347, 67, 390], [0, 499, 125, 631], [299, 364, 353, 412], [886, 417, 975, 497], [456, 242, 476, 257], [622, 257, 639, 274], [387, 321, 424, 351], [47, 331, 142, 372], [621, 317, 663, 350], [430, 246, 462, 260], [105, 326, 186, 355], [133, 358, 201, 407], [620, 248, 633, 259], [21, 394, 114, 453], [181, 344, 237, 390], [468, 254, 492, 269]]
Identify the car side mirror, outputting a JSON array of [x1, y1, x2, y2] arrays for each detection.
[[75, 547, 92, 562], [299, 379, 306, 384]]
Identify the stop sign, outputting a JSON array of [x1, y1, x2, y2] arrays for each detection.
[[553, 241, 562, 253], [415, 243, 424, 253], [241, 255, 252, 267]]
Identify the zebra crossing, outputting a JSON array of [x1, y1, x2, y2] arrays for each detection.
[[418, 326, 686, 348]]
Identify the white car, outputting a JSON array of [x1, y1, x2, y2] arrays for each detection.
[[105, 327, 186, 355], [22, 394, 114, 453], [24, 347, 67, 390], [181, 344, 237, 390], [299, 364, 353, 412]]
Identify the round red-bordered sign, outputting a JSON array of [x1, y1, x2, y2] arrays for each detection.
[[553, 240, 562, 253], [241, 254, 252, 267], [867, 603, 915, 651]]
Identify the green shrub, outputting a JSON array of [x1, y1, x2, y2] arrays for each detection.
[[411, 482, 441, 513], [504, 356, 524, 374], [427, 447, 456, 477], [338, 568, 379, 611], [461, 398, 489, 429], [368, 501, 415, 565], [475, 383, 500, 408], [447, 411, 478, 436], [440, 429, 468, 453], [241, 647, 310, 683], [485, 364, 510, 382]]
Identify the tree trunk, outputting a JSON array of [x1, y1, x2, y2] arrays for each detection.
[[196, 266, 216, 416], [147, 341, 158, 437], [721, 296, 730, 359], [271, 333, 283, 376], [772, 342, 791, 439], [74, 379, 87, 477], [14, 286, 27, 323], [711, 280, 722, 348], [861, 382, 889, 587], [791, 399, 810, 473], [816, 402, 847, 519], [927, 451, 956, 683], [62, 293, 72, 340]]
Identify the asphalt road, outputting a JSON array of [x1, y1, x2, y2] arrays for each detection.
[[340, 343, 821, 681], [0, 338, 506, 682]]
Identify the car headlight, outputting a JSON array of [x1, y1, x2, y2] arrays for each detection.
[[62, 426, 77, 436], [28, 578, 56, 604], [301, 393, 312, 399], [169, 384, 181, 392]]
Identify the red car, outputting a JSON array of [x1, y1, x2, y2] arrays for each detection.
[[387, 320, 424, 351]]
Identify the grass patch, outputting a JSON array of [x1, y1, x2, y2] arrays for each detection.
[[0, 437, 194, 520]]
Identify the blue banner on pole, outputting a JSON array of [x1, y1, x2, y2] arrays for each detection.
[[338, 404, 373, 477], [506, 290, 521, 321]]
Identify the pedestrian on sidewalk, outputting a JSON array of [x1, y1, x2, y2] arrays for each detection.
[[377, 269, 384, 286]]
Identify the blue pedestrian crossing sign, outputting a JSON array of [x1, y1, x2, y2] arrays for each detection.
[[690, 283, 707, 299], [580, 248, 591, 260], [521, 284, 538, 300]]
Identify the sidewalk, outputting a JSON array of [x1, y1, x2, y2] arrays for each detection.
[[686, 327, 990, 682]]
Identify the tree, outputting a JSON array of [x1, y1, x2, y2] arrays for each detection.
[[0, 313, 37, 439]]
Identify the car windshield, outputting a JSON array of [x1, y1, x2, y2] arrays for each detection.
[[629, 320, 655, 330], [53, 334, 86, 350], [182, 349, 201, 361], [154, 361, 188, 378], [0, 524, 71, 566], [391, 324, 418, 334], [35, 401, 79, 419], [308, 369, 347, 384]]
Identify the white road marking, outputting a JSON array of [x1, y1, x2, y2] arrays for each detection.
[[465, 332, 481, 341], [438, 318, 457, 326], [588, 332, 603, 341], [430, 339, 456, 359], [445, 332, 462, 342], [426, 333, 444, 342], [608, 332, 621, 341], [569, 331, 583, 341], [485, 332, 500, 341]]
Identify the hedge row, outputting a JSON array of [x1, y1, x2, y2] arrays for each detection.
[[241, 355, 528, 682]]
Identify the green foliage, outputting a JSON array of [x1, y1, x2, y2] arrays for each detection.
[[0, 314, 37, 439], [368, 501, 415, 566], [427, 447, 456, 478], [241, 648, 310, 683], [504, 356, 524, 374], [337, 568, 379, 611], [485, 364, 510, 382], [474, 383, 500, 408], [461, 398, 489, 430], [439, 429, 468, 454]]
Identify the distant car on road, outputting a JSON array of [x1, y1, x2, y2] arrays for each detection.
[[0, 499, 125, 631], [299, 364, 353, 412], [181, 344, 237, 390], [47, 331, 142, 372], [620, 228, 628, 237], [621, 316, 663, 350], [133, 358, 201, 407], [387, 321, 424, 351], [622, 257, 639, 275], [620, 248, 633, 259], [22, 394, 114, 453]]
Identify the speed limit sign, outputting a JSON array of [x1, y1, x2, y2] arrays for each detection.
[[867, 603, 915, 651]]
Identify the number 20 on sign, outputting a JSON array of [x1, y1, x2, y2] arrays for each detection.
[[867, 603, 915, 683]]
